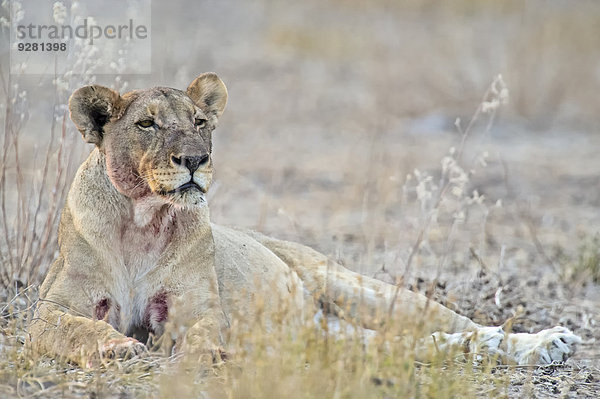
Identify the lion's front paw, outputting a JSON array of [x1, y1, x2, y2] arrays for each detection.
[[179, 341, 229, 364], [505, 326, 582, 365], [100, 337, 147, 361], [85, 337, 147, 368]]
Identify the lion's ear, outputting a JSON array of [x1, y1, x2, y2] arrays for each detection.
[[69, 85, 121, 146], [186, 72, 228, 118]]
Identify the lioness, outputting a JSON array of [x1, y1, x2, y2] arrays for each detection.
[[29, 73, 581, 367]]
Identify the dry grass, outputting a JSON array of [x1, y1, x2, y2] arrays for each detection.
[[1, 0, 600, 397]]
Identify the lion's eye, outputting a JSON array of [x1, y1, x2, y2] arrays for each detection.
[[195, 118, 207, 128], [137, 120, 154, 128]]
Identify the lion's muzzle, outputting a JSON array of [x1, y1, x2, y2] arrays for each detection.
[[171, 154, 210, 174]]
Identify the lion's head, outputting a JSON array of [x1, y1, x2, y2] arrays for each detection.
[[68, 73, 227, 208]]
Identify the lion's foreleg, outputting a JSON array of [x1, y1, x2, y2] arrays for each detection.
[[178, 315, 228, 363], [28, 303, 146, 367], [164, 285, 228, 363]]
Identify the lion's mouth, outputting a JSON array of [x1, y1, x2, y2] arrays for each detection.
[[166, 181, 205, 194]]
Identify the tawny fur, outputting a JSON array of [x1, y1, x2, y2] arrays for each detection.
[[28, 73, 581, 367]]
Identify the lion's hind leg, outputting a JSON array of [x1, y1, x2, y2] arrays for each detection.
[[426, 325, 582, 365], [313, 309, 377, 344], [244, 230, 583, 365], [242, 230, 477, 334]]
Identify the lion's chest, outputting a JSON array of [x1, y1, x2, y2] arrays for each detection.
[[119, 207, 174, 277], [120, 224, 170, 276], [109, 209, 175, 336]]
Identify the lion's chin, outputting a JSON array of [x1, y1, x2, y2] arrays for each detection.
[[152, 178, 210, 209], [158, 189, 207, 209]]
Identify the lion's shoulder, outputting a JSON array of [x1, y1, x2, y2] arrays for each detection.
[[211, 224, 304, 313]]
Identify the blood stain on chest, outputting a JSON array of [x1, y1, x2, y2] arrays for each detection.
[[143, 290, 169, 333]]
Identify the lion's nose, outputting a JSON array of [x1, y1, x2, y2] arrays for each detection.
[[171, 154, 210, 174]]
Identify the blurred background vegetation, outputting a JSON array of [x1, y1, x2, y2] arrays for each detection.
[[151, 0, 600, 128]]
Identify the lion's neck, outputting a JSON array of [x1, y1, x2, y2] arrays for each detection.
[[120, 202, 175, 275], [70, 149, 213, 260], [131, 196, 172, 228]]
